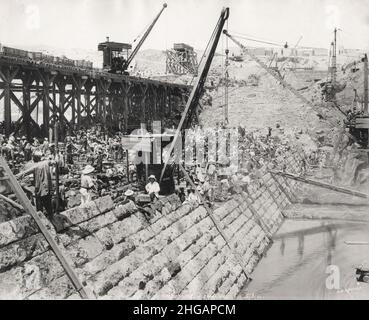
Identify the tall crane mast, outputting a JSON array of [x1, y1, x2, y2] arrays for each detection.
[[224, 30, 360, 145], [123, 3, 167, 71], [331, 28, 337, 86], [364, 54, 368, 115], [160, 7, 230, 179]]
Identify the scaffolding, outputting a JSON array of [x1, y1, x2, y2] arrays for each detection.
[[165, 43, 198, 75]]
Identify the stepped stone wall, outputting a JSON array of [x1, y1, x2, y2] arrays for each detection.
[[0, 155, 302, 300]]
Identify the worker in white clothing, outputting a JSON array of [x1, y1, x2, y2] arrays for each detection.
[[80, 165, 96, 206], [145, 175, 160, 201]]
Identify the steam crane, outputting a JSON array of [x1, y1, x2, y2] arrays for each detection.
[[224, 29, 360, 145], [224, 30, 353, 119], [98, 3, 167, 74], [223, 30, 319, 112], [321, 28, 347, 103], [160, 7, 230, 181], [347, 54, 369, 148]]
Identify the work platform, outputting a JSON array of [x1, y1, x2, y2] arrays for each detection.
[[0, 53, 191, 138]]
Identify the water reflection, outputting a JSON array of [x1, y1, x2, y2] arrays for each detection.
[[276, 222, 340, 260], [280, 238, 285, 256], [244, 219, 369, 299]]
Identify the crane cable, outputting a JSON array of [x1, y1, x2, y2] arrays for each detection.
[[224, 18, 229, 125], [229, 31, 287, 48]]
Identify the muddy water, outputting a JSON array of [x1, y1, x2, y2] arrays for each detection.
[[241, 219, 369, 299]]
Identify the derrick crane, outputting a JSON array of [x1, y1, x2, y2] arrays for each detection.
[[160, 7, 230, 179], [223, 30, 320, 114], [98, 3, 167, 74], [123, 3, 167, 72], [224, 30, 360, 146], [322, 28, 346, 102], [347, 54, 369, 148]]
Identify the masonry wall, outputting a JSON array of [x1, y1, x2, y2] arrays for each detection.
[[0, 155, 302, 300]]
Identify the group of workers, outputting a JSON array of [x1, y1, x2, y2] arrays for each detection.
[[0, 121, 315, 232]]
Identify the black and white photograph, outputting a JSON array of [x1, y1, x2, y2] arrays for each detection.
[[0, 0, 369, 304]]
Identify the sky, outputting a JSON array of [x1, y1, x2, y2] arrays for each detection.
[[0, 0, 369, 52]]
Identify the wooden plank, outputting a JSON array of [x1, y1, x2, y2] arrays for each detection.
[[0, 156, 93, 299], [345, 241, 369, 245], [243, 192, 273, 238], [270, 172, 295, 203], [4, 70, 11, 136], [271, 170, 369, 199], [0, 193, 24, 211], [22, 73, 33, 140]]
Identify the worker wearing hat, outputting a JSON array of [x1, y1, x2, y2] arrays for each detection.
[[145, 174, 160, 201], [80, 165, 95, 206], [124, 189, 135, 203], [20, 135, 27, 145]]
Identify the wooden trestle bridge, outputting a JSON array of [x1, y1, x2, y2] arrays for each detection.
[[0, 54, 191, 139]]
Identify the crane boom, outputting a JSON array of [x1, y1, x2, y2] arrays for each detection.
[[123, 3, 167, 70], [223, 30, 319, 112], [160, 7, 230, 180], [223, 30, 359, 144]]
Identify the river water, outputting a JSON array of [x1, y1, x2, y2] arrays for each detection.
[[241, 219, 369, 299]]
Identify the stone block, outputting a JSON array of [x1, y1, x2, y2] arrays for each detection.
[[140, 268, 172, 299], [82, 241, 135, 276], [126, 227, 155, 247], [27, 275, 75, 300], [16, 251, 65, 298], [0, 233, 49, 272], [79, 210, 117, 233], [61, 196, 114, 226], [0, 216, 39, 248], [110, 215, 145, 244], [95, 227, 114, 250], [112, 201, 137, 220], [67, 235, 105, 267]]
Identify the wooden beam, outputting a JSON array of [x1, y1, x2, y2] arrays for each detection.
[[270, 173, 295, 204], [140, 83, 148, 123], [0, 193, 24, 211], [0, 156, 93, 299], [10, 91, 40, 135], [271, 170, 369, 199], [22, 72, 33, 139], [73, 76, 88, 129], [3, 68, 11, 136], [39, 72, 56, 135]]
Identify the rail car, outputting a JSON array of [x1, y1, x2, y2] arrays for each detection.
[[0, 43, 94, 70]]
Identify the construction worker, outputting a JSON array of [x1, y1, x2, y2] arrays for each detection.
[[41, 138, 49, 155], [80, 164, 96, 206], [145, 175, 160, 201], [128, 161, 136, 182], [24, 142, 32, 162], [16, 151, 54, 218], [65, 136, 75, 165], [177, 186, 187, 203], [186, 186, 201, 206]]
